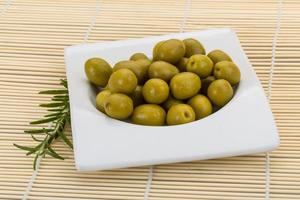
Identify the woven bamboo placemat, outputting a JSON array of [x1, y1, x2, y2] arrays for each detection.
[[0, 0, 299, 199]]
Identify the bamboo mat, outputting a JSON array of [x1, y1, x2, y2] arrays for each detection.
[[0, 0, 299, 199]]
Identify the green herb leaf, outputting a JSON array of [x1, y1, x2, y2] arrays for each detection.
[[44, 112, 62, 118], [14, 79, 72, 170], [14, 144, 35, 152], [53, 95, 68, 99], [30, 135, 43, 142], [58, 130, 73, 149], [47, 108, 63, 112], [39, 90, 68, 95], [24, 128, 53, 134], [30, 116, 59, 125], [33, 154, 39, 170], [39, 102, 65, 108], [46, 147, 64, 160]]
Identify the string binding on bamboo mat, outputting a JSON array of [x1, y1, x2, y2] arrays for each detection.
[[22, 123, 51, 200], [0, 0, 11, 16], [21, 1, 102, 199], [265, 0, 282, 199]]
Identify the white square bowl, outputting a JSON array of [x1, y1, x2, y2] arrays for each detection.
[[65, 28, 279, 171]]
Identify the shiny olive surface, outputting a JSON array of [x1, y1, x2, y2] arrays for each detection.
[[167, 104, 195, 125], [207, 79, 233, 107], [183, 38, 206, 57], [207, 49, 232, 64], [152, 41, 165, 61], [186, 54, 214, 78], [157, 39, 185, 64], [108, 68, 137, 94], [188, 94, 212, 119], [131, 104, 166, 126], [214, 61, 241, 85], [148, 61, 179, 82], [142, 78, 169, 104], [130, 53, 149, 61], [104, 93, 133, 120], [170, 72, 201, 99], [85, 57, 112, 87], [113, 60, 147, 83], [96, 90, 111, 113]]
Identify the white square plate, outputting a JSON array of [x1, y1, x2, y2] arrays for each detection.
[[65, 28, 279, 171]]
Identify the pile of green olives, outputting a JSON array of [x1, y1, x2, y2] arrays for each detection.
[[85, 38, 241, 126]]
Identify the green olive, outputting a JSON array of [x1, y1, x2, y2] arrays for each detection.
[[214, 61, 241, 85], [177, 57, 188, 72], [157, 39, 185, 64], [200, 76, 216, 95], [170, 72, 201, 100], [104, 93, 133, 119], [135, 59, 152, 83], [166, 104, 195, 125], [131, 104, 166, 126], [130, 85, 144, 107], [207, 49, 232, 64], [148, 61, 179, 82], [183, 38, 206, 57], [153, 41, 165, 61], [130, 53, 149, 61], [186, 55, 213, 78], [96, 90, 111, 113], [84, 57, 112, 87], [163, 95, 183, 110], [113, 60, 147, 84], [142, 78, 169, 104], [188, 94, 212, 119], [108, 68, 137, 94], [207, 79, 233, 107]]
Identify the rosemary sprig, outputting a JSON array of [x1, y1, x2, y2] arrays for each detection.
[[14, 79, 73, 170]]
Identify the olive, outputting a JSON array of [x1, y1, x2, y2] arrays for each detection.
[[130, 85, 144, 107], [130, 53, 149, 61], [135, 59, 152, 83], [177, 57, 188, 72], [163, 95, 183, 110], [170, 72, 201, 99], [188, 94, 212, 119], [200, 76, 216, 95], [183, 38, 206, 57], [85, 57, 112, 87], [214, 61, 241, 85], [95, 90, 111, 113], [131, 104, 166, 126], [108, 68, 137, 94], [166, 104, 195, 125], [153, 41, 165, 61], [142, 78, 169, 104], [207, 79, 233, 107], [207, 49, 232, 64], [113, 60, 147, 83], [186, 54, 214, 78], [104, 93, 133, 119], [157, 39, 185, 64], [148, 61, 179, 82]]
